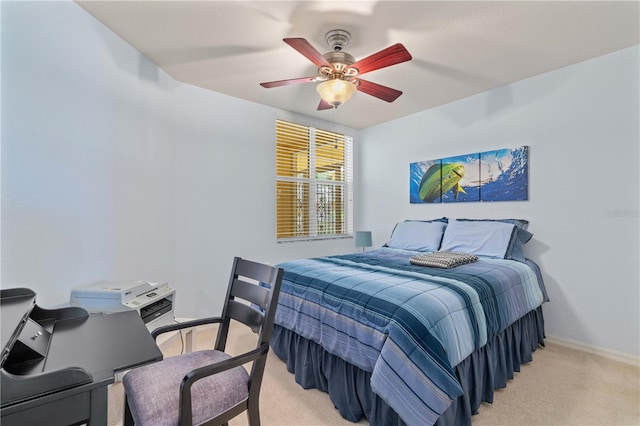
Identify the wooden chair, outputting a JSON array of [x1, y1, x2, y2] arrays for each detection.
[[122, 257, 284, 426]]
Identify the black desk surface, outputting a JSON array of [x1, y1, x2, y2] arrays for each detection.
[[1, 289, 163, 425], [45, 310, 163, 381]]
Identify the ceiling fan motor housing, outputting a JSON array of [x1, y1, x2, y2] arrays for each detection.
[[322, 51, 356, 74], [325, 29, 351, 51], [321, 30, 358, 81]]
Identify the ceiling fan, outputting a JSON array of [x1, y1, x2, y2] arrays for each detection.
[[260, 29, 412, 110]]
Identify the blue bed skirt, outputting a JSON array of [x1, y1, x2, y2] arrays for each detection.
[[270, 306, 545, 426]]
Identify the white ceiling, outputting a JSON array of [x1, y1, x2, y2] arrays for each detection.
[[76, 1, 639, 130]]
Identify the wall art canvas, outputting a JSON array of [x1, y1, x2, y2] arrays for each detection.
[[410, 146, 529, 204]]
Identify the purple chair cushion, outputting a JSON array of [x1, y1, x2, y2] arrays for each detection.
[[123, 350, 249, 426]]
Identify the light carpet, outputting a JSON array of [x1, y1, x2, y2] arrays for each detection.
[[108, 324, 639, 426]]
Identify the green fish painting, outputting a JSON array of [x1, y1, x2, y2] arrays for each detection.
[[419, 163, 467, 202]]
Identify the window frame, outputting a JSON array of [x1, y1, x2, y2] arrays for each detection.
[[275, 118, 354, 243]]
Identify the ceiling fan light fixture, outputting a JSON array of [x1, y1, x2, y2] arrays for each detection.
[[316, 79, 357, 108], [261, 32, 412, 110]]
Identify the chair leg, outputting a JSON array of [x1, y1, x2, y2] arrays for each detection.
[[247, 400, 261, 426], [124, 394, 135, 426]]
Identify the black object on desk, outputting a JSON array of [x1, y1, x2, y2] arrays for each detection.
[[1, 287, 163, 426]]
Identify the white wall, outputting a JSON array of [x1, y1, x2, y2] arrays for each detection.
[[2, 1, 177, 304], [1, 1, 357, 317], [357, 46, 640, 359]]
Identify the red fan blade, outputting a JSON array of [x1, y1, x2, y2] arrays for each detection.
[[350, 43, 412, 75], [356, 79, 403, 103], [284, 38, 331, 68], [260, 76, 317, 88], [317, 99, 333, 110]]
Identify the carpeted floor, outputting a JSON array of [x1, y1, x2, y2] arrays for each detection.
[[108, 324, 640, 426]]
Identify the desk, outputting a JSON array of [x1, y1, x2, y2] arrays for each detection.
[[1, 288, 162, 426]]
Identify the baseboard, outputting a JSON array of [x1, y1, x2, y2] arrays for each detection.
[[154, 317, 221, 352], [545, 335, 640, 367], [174, 317, 217, 330]]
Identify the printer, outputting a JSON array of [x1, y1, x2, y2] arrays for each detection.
[[70, 281, 175, 330]]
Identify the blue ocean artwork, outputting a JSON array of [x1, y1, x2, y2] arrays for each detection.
[[410, 146, 528, 204], [479, 147, 529, 201], [410, 160, 440, 203], [439, 153, 480, 203]]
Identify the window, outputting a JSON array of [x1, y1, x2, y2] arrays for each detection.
[[276, 119, 353, 241]]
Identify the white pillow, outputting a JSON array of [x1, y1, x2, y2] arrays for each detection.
[[439, 219, 515, 258], [386, 221, 446, 252]]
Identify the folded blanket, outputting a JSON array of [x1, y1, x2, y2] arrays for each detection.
[[410, 251, 478, 268]]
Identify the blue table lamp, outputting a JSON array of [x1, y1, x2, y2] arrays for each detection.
[[355, 231, 372, 253]]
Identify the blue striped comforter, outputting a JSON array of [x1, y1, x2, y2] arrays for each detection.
[[274, 248, 548, 425]]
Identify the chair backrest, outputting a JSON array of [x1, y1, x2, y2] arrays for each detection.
[[214, 257, 283, 410], [122, 257, 284, 426], [214, 255, 283, 361]]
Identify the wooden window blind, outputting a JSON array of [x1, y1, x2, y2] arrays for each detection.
[[276, 119, 353, 241]]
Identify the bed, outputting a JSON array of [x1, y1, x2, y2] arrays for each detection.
[[270, 218, 549, 426]]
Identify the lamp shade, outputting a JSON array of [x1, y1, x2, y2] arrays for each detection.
[[355, 231, 372, 248], [316, 79, 357, 108]]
